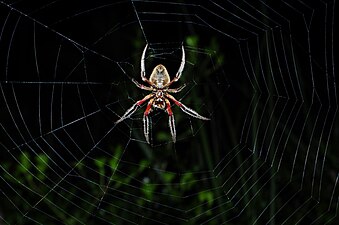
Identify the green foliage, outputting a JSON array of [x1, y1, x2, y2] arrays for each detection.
[[35, 153, 49, 180], [180, 172, 195, 191], [7, 151, 50, 183], [161, 171, 176, 183], [186, 36, 199, 47], [141, 181, 156, 200], [198, 191, 214, 207], [18, 151, 33, 182], [109, 144, 123, 171]]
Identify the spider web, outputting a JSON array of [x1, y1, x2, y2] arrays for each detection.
[[0, 0, 338, 224]]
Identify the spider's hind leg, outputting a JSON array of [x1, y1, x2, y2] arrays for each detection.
[[115, 94, 154, 124], [143, 99, 154, 144], [165, 99, 176, 143], [166, 94, 210, 121]]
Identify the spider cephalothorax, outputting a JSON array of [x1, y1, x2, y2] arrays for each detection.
[[116, 44, 210, 143]]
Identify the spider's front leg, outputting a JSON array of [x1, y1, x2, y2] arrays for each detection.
[[163, 46, 185, 88], [167, 83, 186, 93], [140, 44, 155, 87], [131, 78, 153, 91], [115, 94, 154, 124]]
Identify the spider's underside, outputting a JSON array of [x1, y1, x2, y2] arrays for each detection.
[[116, 44, 210, 143]]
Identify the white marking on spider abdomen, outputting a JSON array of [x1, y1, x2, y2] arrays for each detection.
[[155, 73, 165, 87], [153, 91, 165, 109], [153, 97, 165, 109]]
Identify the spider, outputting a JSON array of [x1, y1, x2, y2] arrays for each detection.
[[115, 44, 210, 143]]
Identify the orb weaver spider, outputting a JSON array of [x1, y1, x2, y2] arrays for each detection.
[[115, 44, 210, 143]]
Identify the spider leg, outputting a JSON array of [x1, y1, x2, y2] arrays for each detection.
[[140, 44, 155, 87], [167, 83, 186, 93], [143, 98, 154, 143], [165, 99, 176, 143], [176, 45, 185, 81], [131, 78, 153, 91], [141, 44, 148, 80], [166, 94, 210, 121], [164, 46, 185, 88], [115, 94, 154, 124]]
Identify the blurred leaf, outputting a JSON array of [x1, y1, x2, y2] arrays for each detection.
[[18, 151, 33, 182], [35, 153, 49, 180], [94, 157, 107, 186], [186, 36, 199, 47], [161, 172, 176, 183], [94, 157, 106, 170], [180, 172, 194, 183], [138, 160, 149, 173], [198, 191, 214, 207], [141, 180, 155, 200], [18, 151, 31, 172], [180, 172, 195, 191], [109, 145, 123, 172]]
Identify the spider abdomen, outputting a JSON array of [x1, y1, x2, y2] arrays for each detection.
[[153, 98, 166, 109]]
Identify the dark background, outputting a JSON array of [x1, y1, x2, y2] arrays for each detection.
[[0, 0, 338, 224]]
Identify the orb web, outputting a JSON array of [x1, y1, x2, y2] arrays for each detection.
[[0, 0, 338, 224]]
